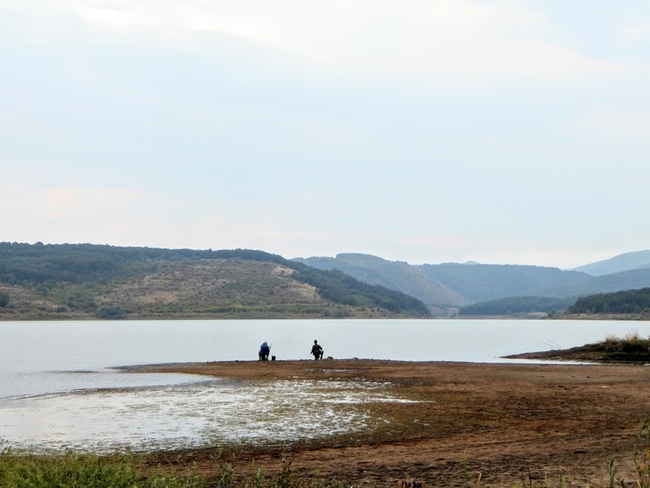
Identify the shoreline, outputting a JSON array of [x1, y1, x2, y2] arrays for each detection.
[[125, 358, 650, 487], [2, 313, 650, 321]]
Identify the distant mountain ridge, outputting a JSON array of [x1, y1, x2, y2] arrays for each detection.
[[293, 254, 469, 310], [572, 250, 650, 276], [539, 267, 650, 298], [418, 263, 587, 304], [295, 251, 650, 316], [4, 243, 649, 320]]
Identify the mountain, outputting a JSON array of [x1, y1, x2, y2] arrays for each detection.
[[296, 252, 650, 316], [294, 254, 469, 311], [567, 287, 650, 315], [294, 253, 590, 312], [573, 250, 650, 276], [418, 263, 588, 304], [538, 267, 650, 299], [8, 243, 650, 320], [0, 243, 431, 320]]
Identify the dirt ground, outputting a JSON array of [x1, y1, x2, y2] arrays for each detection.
[[138, 359, 650, 487]]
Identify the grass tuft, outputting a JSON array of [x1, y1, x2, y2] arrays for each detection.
[[634, 417, 650, 488], [0, 450, 360, 488]]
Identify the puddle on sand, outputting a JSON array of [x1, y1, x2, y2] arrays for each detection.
[[0, 379, 409, 452]]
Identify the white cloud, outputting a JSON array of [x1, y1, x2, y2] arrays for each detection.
[[31, 0, 622, 84]]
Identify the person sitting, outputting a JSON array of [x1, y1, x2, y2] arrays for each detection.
[[259, 342, 270, 361], [311, 340, 323, 360]]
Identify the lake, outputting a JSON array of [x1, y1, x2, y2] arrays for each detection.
[[1, 319, 649, 452]]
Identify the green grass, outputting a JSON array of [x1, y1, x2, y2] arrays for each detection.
[[0, 451, 149, 488], [0, 449, 357, 488]]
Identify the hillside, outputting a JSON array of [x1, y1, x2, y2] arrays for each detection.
[[418, 263, 588, 303], [458, 267, 650, 317], [0, 243, 430, 320], [295, 252, 650, 317], [458, 296, 576, 317], [538, 268, 650, 299], [566, 287, 650, 316], [294, 254, 469, 311], [296, 253, 589, 313], [572, 250, 650, 276]]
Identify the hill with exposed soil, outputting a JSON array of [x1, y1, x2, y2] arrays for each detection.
[[0, 243, 430, 320]]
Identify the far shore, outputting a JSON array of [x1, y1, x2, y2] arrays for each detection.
[[2, 312, 650, 321]]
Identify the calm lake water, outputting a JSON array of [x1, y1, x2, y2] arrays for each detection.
[[1, 319, 649, 451]]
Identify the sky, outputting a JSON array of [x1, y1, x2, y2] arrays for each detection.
[[1, 1, 649, 269]]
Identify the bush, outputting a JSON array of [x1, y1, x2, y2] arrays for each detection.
[[95, 305, 127, 320], [0, 291, 8, 307]]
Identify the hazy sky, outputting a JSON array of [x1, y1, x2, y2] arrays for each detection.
[[2, 1, 649, 268]]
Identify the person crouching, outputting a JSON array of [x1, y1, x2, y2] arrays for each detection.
[[311, 340, 323, 360], [259, 342, 270, 361]]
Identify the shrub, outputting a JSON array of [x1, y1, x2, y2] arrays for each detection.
[[95, 305, 127, 320]]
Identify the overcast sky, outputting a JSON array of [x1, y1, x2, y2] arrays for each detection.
[[1, 1, 649, 268]]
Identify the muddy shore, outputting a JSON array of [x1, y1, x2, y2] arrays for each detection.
[[135, 359, 650, 487]]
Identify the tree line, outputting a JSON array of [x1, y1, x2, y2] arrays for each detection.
[[458, 296, 576, 316], [567, 287, 650, 314]]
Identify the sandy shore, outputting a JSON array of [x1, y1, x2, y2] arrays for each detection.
[[135, 359, 650, 487]]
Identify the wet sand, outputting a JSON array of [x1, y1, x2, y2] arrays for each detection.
[[137, 359, 650, 487]]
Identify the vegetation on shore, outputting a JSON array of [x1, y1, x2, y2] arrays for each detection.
[[458, 296, 575, 316], [567, 287, 650, 316], [0, 242, 430, 320], [508, 332, 650, 363], [460, 286, 650, 320], [574, 333, 650, 362]]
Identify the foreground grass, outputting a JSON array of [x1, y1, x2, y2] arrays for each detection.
[[2, 418, 650, 488], [0, 449, 355, 488]]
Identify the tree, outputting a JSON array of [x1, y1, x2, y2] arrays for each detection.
[[94, 305, 126, 319]]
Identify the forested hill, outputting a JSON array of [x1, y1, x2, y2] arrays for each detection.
[[566, 287, 650, 316], [0, 242, 430, 320], [458, 296, 576, 317]]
